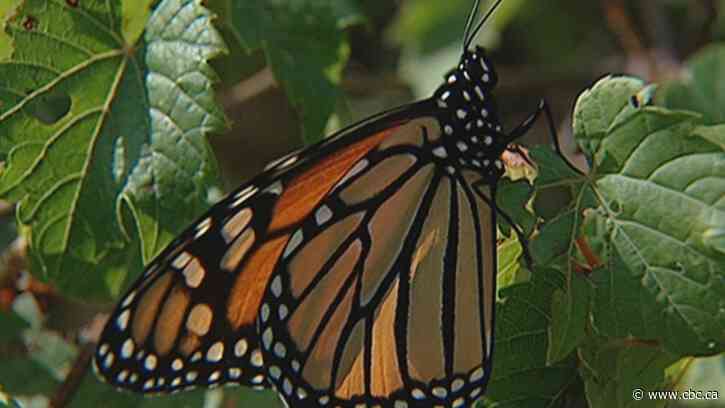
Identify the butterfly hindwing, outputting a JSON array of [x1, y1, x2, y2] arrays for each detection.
[[258, 117, 498, 407]]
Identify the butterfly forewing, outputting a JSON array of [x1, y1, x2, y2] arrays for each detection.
[[94, 182, 282, 392], [258, 117, 498, 407], [94, 117, 406, 394]]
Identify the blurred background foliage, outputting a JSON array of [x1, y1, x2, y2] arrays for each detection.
[[0, 0, 723, 407]]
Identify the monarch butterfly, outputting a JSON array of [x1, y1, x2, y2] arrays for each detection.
[[94, 0, 561, 406]]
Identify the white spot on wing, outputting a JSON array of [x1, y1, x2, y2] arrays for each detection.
[[270, 276, 282, 297], [261, 303, 270, 323], [250, 350, 263, 367], [230, 186, 258, 208], [172, 358, 183, 371], [172, 251, 192, 269], [207, 342, 224, 362], [433, 146, 448, 158], [121, 339, 134, 359], [262, 328, 273, 350], [121, 292, 136, 307], [194, 217, 212, 239], [234, 339, 248, 357], [116, 310, 130, 330], [144, 354, 157, 370], [278, 304, 289, 320], [470, 367, 484, 382], [269, 366, 281, 379], [228, 368, 241, 379], [274, 342, 287, 358], [315, 205, 333, 225], [103, 353, 114, 368], [283, 230, 303, 258], [475, 86, 484, 100], [265, 181, 283, 195], [183, 257, 205, 288]]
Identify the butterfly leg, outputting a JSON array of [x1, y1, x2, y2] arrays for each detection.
[[471, 181, 533, 269], [510, 99, 586, 175]]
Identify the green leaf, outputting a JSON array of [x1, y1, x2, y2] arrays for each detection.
[[579, 338, 679, 408], [0, 357, 59, 395], [227, 1, 362, 144], [484, 268, 580, 407], [0, 0, 22, 61], [659, 44, 725, 125], [547, 274, 592, 364], [591, 247, 724, 356], [496, 235, 528, 290], [0, 0, 227, 299], [121, 1, 154, 45], [573, 76, 725, 356], [530, 146, 593, 268], [496, 179, 535, 236], [0, 310, 29, 341], [73, 371, 208, 408], [572, 76, 646, 157], [530, 208, 578, 266], [594, 118, 725, 354], [672, 354, 725, 403]]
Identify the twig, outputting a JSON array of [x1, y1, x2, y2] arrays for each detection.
[[49, 342, 95, 408], [220, 66, 277, 108], [668, 357, 695, 388], [575, 236, 601, 270]]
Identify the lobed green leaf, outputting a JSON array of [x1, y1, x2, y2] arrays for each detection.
[[573, 75, 725, 356], [226, 0, 362, 144], [0, 0, 227, 299]]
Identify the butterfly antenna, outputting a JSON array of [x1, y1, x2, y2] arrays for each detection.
[[462, 0, 481, 51], [464, 0, 504, 50]]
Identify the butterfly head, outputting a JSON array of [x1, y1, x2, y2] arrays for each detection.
[[460, 46, 498, 89]]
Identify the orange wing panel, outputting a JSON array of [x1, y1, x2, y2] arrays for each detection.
[[227, 234, 290, 329], [227, 125, 401, 330], [268, 128, 397, 232]]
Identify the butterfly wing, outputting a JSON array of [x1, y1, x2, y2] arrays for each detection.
[[258, 116, 498, 407], [94, 182, 274, 392], [93, 106, 415, 394]]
